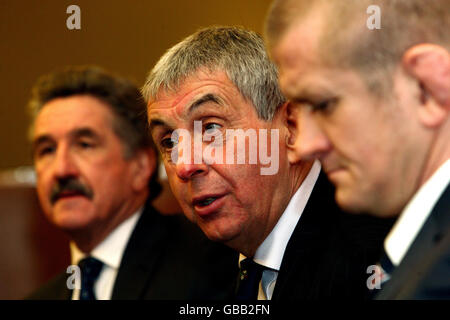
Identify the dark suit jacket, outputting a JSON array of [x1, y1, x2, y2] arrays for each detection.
[[271, 172, 395, 300], [27, 202, 239, 300], [376, 183, 450, 300]]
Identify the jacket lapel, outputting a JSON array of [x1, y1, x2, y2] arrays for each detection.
[[272, 173, 341, 300], [111, 204, 168, 299], [378, 183, 450, 299]]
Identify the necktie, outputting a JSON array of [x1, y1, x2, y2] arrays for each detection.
[[78, 257, 103, 300], [378, 249, 394, 286], [236, 258, 266, 300]]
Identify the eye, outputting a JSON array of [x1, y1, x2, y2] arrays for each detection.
[[310, 100, 330, 112], [307, 98, 338, 114], [76, 139, 96, 150], [78, 141, 93, 148], [204, 122, 222, 133], [160, 137, 176, 150], [36, 145, 55, 158]]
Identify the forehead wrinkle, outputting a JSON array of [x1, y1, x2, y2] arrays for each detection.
[[70, 127, 101, 140], [148, 71, 238, 132], [150, 92, 225, 127], [187, 93, 224, 115], [34, 126, 100, 143]]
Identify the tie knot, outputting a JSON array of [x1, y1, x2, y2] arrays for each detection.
[[78, 256, 103, 300], [78, 256, 104, 279], [239, 258, 265, 281], [236, 258, 267, 300]]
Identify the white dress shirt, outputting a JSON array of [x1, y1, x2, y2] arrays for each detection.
[[385, 159, 450, 266], [239, 160, 321, 300], [71, 208, 143, 300]]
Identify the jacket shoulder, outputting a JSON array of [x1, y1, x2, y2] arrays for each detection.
[[25, 271, 71, 300]]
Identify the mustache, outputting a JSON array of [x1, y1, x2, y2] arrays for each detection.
[[50, 178, 93, 204]]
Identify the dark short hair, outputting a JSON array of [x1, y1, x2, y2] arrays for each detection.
[[29, 65, 161, 199]]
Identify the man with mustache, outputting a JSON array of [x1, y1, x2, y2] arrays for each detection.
[[27, 66, 237, 300], [144, 26, 393, 300], [265, 0, 450, 299]]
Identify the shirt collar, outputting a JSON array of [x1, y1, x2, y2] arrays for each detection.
[[385, 159, 450, 266], [247, 160, 321, 270], [70, 207, 143, 269]]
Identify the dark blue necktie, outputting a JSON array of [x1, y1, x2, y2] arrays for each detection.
[[379, 250, 395, 279], [236, 258, 265, 300], [78, 257, 103, 300], [371, 249, 394, 297]]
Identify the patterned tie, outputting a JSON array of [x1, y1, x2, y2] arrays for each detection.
[[78, 257, 103, 300], [236, 258, 266, 300]]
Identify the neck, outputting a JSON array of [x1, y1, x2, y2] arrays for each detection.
[[70, 191, 148, 253], [419, 123, 450, 187], [233, 160, 315, 257]]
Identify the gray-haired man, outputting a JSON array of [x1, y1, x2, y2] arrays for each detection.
[[144, 26, 393, 300]]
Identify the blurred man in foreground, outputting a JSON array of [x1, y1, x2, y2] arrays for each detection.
[[266, 0, 450, 299]]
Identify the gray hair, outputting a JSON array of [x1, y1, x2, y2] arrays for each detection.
[[142, 26, 286, 120]]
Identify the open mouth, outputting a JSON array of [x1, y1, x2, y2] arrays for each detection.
[[192, 194, 226, 217], [195, 197, 218, 207]]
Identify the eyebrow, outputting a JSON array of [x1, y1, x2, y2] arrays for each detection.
[[32, 127, 100, 152], [148, 118, 169, 133], [32, 135, 53, 154], [149, 93, 223, 132], [289, 83, 335, 104], [187, 93, 223, 114], [71, 127, 100, 140]]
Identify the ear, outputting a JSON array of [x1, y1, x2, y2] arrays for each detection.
[[130, 148, 157, 192], [402, 44, 450, 127], [282, 102, 299, 148], [278, 101, 304, 164]]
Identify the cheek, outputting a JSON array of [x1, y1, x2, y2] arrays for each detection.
[[167, 177, 189, 203], [227, 167, 268, 202], [36, 175, 51, 204], [90, 157, 130, 188]]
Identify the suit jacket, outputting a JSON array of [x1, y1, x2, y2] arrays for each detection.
[[27, 202, 239, 300], [376, 183, 450, 300], [271, 172, 395, 300]]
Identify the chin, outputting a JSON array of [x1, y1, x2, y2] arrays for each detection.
[[336, 189, 394, 217], [50, 209, 92, 231], [335, 188, 368, 214], [199, 220, 237, 244]]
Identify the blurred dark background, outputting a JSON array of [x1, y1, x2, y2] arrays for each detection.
[[0, 0, 272, 299]]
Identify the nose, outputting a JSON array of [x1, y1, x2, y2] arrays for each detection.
[[52, 145, 79, 179], [171, 137, 209, 180], [291, 108, 332, 162], [175, 161, 208, 181]]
